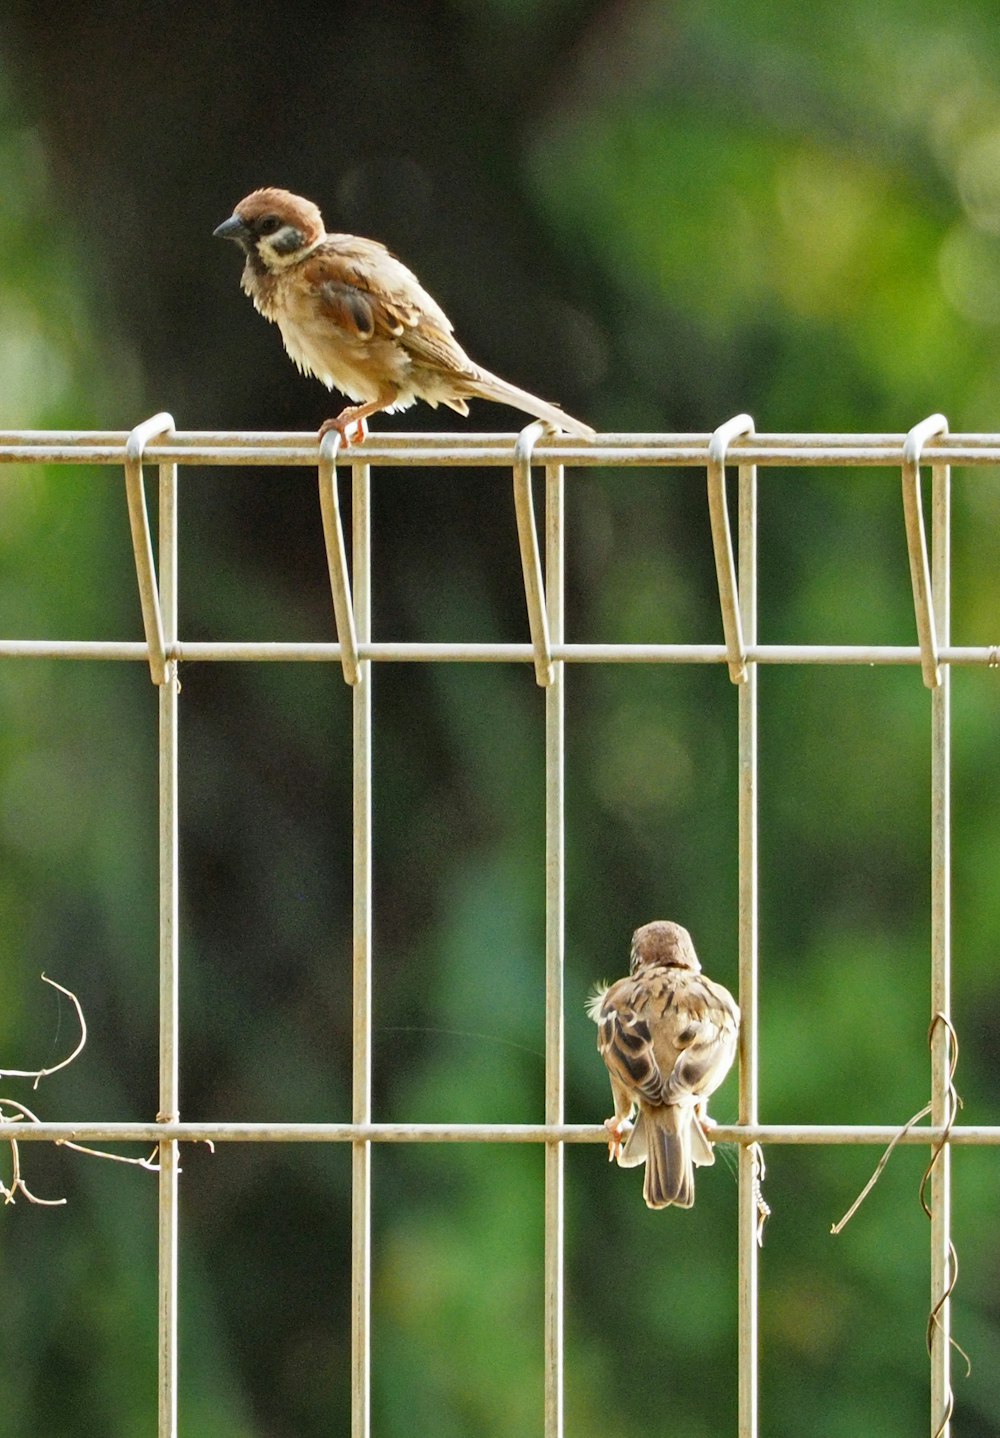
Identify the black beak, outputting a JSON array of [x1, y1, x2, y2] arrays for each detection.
[[213, 215, 250, 244]]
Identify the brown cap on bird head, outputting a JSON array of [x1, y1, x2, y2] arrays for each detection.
[[629, 920, 701, 973]]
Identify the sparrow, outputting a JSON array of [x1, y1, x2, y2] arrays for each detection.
[[587, 920, 740, 1210], [213, 187, 595, 444]]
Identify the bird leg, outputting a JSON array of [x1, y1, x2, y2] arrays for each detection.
[[318, 409, 369, 447], [603, 1115, 633, 1164], [321, 414, 368, 446], [318, 391, 397, 447]]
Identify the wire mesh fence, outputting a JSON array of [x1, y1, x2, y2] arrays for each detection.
[[2, 417, 999, 1438]]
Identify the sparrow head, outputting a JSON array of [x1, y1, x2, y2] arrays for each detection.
[[629, 920, 701, 975], [213, 188, 325, 271]]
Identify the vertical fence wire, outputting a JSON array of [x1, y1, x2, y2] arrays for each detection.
[[351, 461, 373, 1438], [157, 459, 180, 1438], [737, 460, 759, 1438], [929, 459, 952, 1436], [544, 462, 566, 1438]]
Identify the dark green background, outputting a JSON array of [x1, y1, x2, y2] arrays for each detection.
[[1, 3, 999, 1434]]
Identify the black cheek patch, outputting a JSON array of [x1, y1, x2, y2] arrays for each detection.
[[271, 225, 305, 255]]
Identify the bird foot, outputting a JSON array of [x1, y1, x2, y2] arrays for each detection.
[[604, 1116, 633, 1164], [318, 414, 369, 447]]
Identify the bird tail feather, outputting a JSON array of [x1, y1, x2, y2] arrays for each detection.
[[690, 1113, 716, 1168], [466, 369, 595, 439], [643, 1107, 696, 1209], [618, 1114, 648, 1169]]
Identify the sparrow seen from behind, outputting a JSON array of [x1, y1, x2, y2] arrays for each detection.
[[213, 187, 595, 444], [588, 920, 740, 1210]]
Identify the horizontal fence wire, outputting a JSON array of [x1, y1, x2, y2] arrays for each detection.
[[5, 428, 1000, 464], [11, 1121, 1000, 1144], [0, 640, 995, 664], [3, 421, 998, 1438]]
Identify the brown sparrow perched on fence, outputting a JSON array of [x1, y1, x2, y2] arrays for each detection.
[[213, 187, 595, 444], [588, 920, 740, 1209]]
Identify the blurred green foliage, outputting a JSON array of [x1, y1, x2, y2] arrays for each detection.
[[1, 2, 999, 1435]]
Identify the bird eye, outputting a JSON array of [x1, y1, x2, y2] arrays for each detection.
[[257, 215, 282, 236]]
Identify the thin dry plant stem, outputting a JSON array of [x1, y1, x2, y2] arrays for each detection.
[[920, 1016, 971, 1384], [830, 1014, 962, 1235], [830, 1013, 971, 1409], [830, 1100, 932, 1235], [749, 1142, 771, 1247], [0, 974, 87, 1089], [1, 976, 159, 1205], [58, 1139, 160, 1168], [0, 1099, 67, 1205]]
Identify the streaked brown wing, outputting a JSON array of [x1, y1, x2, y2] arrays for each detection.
[[660, 974, 739, 1101], [303, 240, 476, 376], [596, 977, 673, 1107]]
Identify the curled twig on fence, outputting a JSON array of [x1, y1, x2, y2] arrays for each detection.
[[0, 1100, 67, 1206], [749, 1141, 770, 1247], [920, 1016, 971, 1438], [830, 1014, 962, 1236], [829, 1099, 932, 1236], [1, 975, 158, 1206], [830, 1012, 970, 1434], [0, 974, 87, 1089]]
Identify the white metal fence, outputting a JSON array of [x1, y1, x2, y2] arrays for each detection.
[[2, 416, 999, 1438]]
